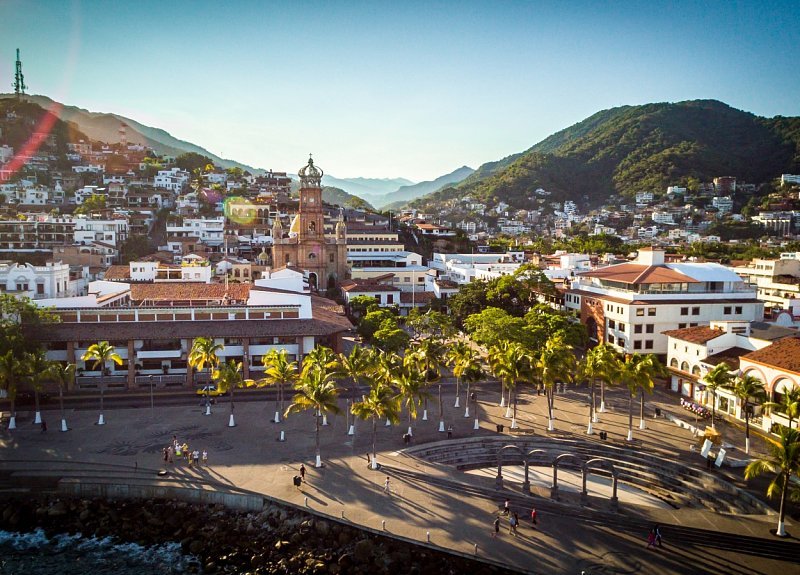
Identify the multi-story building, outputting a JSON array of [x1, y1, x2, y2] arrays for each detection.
[[167, 217, 225, 249], [566, 247, 762, 355], [780, 174, 800, 187], [711, 196, 733, 214], [154, 168, 190, 192], [751, 211, 797, 236], [0, 216, 75, 253], [0, 261, 81, 299], [733, 255, 800, 314], [73, 216, 129, 247]]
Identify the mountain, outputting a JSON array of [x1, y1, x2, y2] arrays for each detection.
[[366, 165, 475, 209], [0, 93, 262, 174], [321, 186, 375, 211], [320, 175, 414, 198], [411, 100, 800, 211]]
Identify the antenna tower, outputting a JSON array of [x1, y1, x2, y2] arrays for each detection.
[[13, 48, 27, 99]]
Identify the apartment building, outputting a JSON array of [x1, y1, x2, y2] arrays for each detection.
[[566, 248, 762, 355], [166, 217, 225, 249], [733, 255, 800, 313], [0, 217, 75, 253]]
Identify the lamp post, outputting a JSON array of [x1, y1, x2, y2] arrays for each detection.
[[148, 375, 155, 415]]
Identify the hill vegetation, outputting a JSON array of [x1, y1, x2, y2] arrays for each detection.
[[412, 100, 800, 211]]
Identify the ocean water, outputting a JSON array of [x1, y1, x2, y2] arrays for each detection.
[[0, 529, 201, 575]]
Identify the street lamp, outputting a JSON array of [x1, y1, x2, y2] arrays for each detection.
[[148, 375, 154, 415]]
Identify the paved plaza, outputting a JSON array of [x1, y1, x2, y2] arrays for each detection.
[[1, 381, 798, 575]]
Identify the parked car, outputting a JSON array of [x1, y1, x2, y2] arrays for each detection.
[[195, 385, 224, 397]]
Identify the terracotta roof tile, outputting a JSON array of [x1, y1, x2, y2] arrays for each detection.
[[579, 263, 698, 284], [399, 291, 436, 304], [741, 337, 800, 374], [103, 265, 130, 280], [130, 282, 250, 303], [662, 326, 725, 344]]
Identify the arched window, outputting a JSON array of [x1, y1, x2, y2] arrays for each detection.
[[692, 365, 701, 376], [680, 361, 689, 372], [670, 358, 678, 368], [309, 221, 316, 233], [308, 252, 316, 260]]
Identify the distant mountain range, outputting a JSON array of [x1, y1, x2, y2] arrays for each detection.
[[0, 93, 262, 174], [367, 166, 475, 209], [321, 175, 414, 198], [410, 99, 800, 211]]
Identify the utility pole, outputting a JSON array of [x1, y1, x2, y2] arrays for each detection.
[[13, 48, 27, 100]]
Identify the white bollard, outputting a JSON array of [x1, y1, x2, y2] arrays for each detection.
[[639, 419, 646, 430], [382, 519, 386, 530], [279, 430, 285, 442], [348, 424, 355, 436], [60, 419, 68, 432], [464, 406, 470, 418], [385, 418, 392, 427], [407, 426, 413, 437], [438, 421, 445, 432], [34, 411, 42, 425], [98, 413, 105, 426], [8, 416, 16, 430], [228, 414, 236, 427], [273, 411, 280, 424], [473, 418, 479, 430], [322, 414, 328, 426], [454, 396, 460, 408], [426, 531, 430, 542], [422, 409, 428, 421], [315, 454, 322, 468], [205, 404, 211, 416]]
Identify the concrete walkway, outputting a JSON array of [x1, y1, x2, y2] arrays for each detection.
[[1, 382, 798, 575]]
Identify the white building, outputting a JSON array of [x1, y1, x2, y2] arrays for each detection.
[[711, 196, 734, 214], [780, 174, 800, 186], [73, 216, 129, 247], [166, 217, 225, 248], [635, 191, 654, 206], [652, 211, 676, 225], [0, 261, 84, 299], [733, 255, 800, 313], [154, 168, 190, 192], [567, 247, 763, 355]]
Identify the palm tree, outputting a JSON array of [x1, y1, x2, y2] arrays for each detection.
[[495, 342, 531, 430], [213, 359, 244, 427], [48, 363, 75, 432], [285, 367, 341, 467], [81, 341, 123, 426], [702, 363, 734, 430], [260, 349, 298, 424], [488, 341, 511, 408], [352, 381, 401, 469], [537, 334, 576, 432], [744, 427, 800, 537], [0, 350, 23, 430], [634, 353, 665, 431], [450, 343, 484, 420], [726, 374, 767, 454], [188, 337, 224, 415], [446, 341, 471, 409], [409, 338, 445, 427], [616, 353, 652, 442], [393, 356, 428, 437], [764, 387, 800, 431], [335, 344, 373, 435], [303, 345, 337, 425], [580, 344, 614, 434], [24, 349, 53, 425]]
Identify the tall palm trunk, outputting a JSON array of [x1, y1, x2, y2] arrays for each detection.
[[600, 381, 606, 411], [99, 369, 105, 424], [777, 473, 789, 536], [454, 376, 460, 408], [627, 392, 634, 441], [711, 390, 716, 429], [438, 382, 444, 430], [315, 410, 321, 466], [59, 386, 65, 430], [371, 417, 377, 469], [639, 389, 646, 429], [34, 391, 40, 419], [744, 400, 751, 454]]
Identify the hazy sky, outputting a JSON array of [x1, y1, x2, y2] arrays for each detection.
[[2, 0, 799, 181]]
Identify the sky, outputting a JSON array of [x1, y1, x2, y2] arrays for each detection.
[[1, 0, 799, 181]]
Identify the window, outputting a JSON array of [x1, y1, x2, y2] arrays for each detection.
[[646, 324, 654, 334], [724, 306, 731, 315], [617, 306, 623, 314], [608, 320, 616, 329], [329, 253, 335, 263], [403, 277, 410, 283], [735, 306, 742, 314], [691, 307, 700, 316], [680, 307, 688, 316], [634, 325, 643, 334], [636, 308, 644, 317], [386, 294, 394, 304], [645, 340, 653, 349], [670, 358, 678, 367], [690, 323, 698, 327], [308, 252, 316, 260], [648, 308, 656, 316], [617, 337, 624, 346], [678, 323, 686, 329], [608, 333, 614, 343], [619, 323, 626, 332], [634, 341, 642, 350]]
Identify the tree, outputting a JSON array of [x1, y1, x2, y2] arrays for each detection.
[[726, 374, 767, 454], [495, 342, 532, 430], [393, 356, 428, 437], [213, 359, 244, 427], [23, 349, 52, 425], [188, 337, 224, 415], [487, 341, 512, 408], [80, 341, 123, 426], [48, 362, 75, 432], [372, 321, 410, 353], [702, 363, 734, 430], [348, 295, 380, 319], [446, 340, 471, 409], [765, 387, 800, 431], [75, 193, 107, 214], [581, 344, 617, 433], [357, 308, 397, 342], [464, 307, 536, 348], [409, 338, 446, 429], [633, 353, 665, 430], [119, 235, 154, 264], [334, 345, 374, 435], [536, 334, 576, 432], [744, 427, 800, 537], [176, 152, 216, 174], [616, 353, 661, 442], [259, 349, 298, 424], [352, 380, 401, 469], [0, 351, 23, 430], [0, 294, 59, 356], [285, 367, 340, 467], [406, 309, 455, 340]]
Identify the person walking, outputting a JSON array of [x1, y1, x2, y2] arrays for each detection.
[[654, 524, 663, 547], [299, 464, 306, 482], [193, 450, 200, 467], [162, 447, 169, 464], [384, 476, 391, 494], [502, 499, 510, 516], [530, 507, 538, 528], [646, 529, 657, 549], [167, 445, 174, 464], [202, 449, 208, 466], [509, 512, 518, 536], [447, 425, 453, 439], [492, 517, 500, 538], [182, 443, 190, 462]]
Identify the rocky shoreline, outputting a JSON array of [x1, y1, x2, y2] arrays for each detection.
[[0, 495, 511, 575]]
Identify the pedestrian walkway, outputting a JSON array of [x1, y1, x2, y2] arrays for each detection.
[[0, 382, 796, 574]]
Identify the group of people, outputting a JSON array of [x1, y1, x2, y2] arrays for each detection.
[[162, 436, 208, 469], [646, 524, 663, 548], [493, 499, 537, 537]]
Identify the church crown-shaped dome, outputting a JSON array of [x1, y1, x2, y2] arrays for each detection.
[[298, 155, 323, 187]]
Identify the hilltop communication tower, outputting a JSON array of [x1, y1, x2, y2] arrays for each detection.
[[13, 48, 27, 99]]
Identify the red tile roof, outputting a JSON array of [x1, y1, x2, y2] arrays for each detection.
[[103, 265, 131, 280], [741, 337, 800, 374], [400, 291, 436, 304], [130, 282, 250, 304], [579, 263, 698, 285], [662, 326, 725, 344]]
